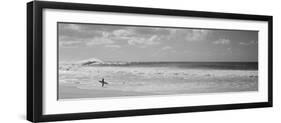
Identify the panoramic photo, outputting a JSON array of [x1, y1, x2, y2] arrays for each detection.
[[58, 22, 258, 100]]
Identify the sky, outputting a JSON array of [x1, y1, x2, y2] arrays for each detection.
[[58, 22, 258, 62]]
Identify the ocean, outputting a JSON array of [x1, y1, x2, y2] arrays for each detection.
[[86, 62, 258, 70]]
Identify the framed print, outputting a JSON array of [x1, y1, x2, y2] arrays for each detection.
[[27, 1, 273, 122]]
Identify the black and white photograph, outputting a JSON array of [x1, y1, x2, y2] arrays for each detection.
[[58, 22, 259, 99], [25, 1, 273, 122]]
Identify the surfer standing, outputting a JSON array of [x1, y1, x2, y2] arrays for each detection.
[[99, 78, 108, 87]]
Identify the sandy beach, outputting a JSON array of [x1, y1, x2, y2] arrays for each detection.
[[58, 64, 258, 100]]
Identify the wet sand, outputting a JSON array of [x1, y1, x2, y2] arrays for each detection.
[[59, 85, 153, 99]]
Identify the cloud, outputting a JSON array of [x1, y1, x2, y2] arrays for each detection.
[[131, 27, 171, 36], [59, 23, 214, 49], [161, 46, 172, 50], [59, 23, 126, 48], [104, 44, 121, 48], [166, 29, 211, 42], [128, 35, 160, 47], [84, 31, 115, 46], [186, 29, 210, 41], [113, 29, 134, 37], [86, 37, 114, 46], [59, 23, 166, 48], [213, 39, 231, 45], [239, 40, 258, 46], [59, 24, 103, 40]]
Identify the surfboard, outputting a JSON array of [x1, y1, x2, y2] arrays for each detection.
[[99, 81, 109, 84]]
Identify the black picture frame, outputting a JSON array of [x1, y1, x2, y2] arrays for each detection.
[[27, 1, 273, 122]]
